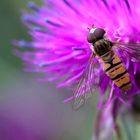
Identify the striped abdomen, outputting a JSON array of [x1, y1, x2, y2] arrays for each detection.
[[102, 54, 131, 91]]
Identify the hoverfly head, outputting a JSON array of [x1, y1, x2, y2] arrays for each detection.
[[87, 28, 106, 44]]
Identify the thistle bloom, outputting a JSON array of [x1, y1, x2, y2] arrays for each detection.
[[15, 0, 140, 139]]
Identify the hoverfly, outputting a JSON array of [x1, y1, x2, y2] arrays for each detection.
[[72, 27, 140, 110]]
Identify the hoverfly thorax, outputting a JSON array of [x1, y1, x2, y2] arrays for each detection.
[[94, 39, 113, 56]]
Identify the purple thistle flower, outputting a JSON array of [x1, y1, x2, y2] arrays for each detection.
[[15, 0, 140, 139], [15, 0, 140, 103]]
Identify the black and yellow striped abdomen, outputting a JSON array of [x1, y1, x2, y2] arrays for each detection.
[[102, 54, 131, 91]]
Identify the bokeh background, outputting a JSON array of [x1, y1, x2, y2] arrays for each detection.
[[2, 1, 140, 140], [0, 1, 98, 140]]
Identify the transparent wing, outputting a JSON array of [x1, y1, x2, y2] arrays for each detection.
[[113, 42, 140, 62], [72, 53, 99, 110]]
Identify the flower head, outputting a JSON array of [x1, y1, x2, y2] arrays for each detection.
[[15, 0, 140, 106], [14, 0, 140, 139]]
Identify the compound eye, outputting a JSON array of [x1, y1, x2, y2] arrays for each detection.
[[87, 33, 96, 43]]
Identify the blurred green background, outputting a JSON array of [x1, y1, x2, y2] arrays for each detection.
[[1, 1, 140, 140], [0, 1, 97, 140]]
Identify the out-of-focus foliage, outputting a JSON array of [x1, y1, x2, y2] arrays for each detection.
[[1, 1, 140, 140]]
